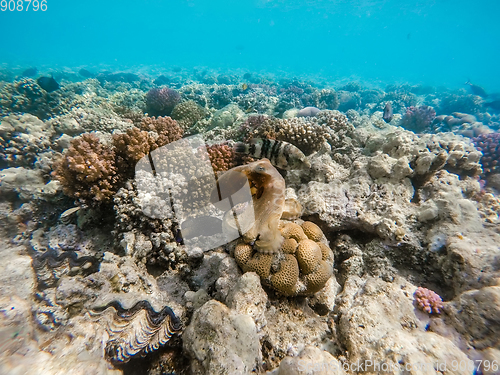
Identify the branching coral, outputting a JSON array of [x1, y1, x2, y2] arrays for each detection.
[[203, 143, 237, 176], [113, 116, 184, 172], [52, 133, 118, 204], [414, 287, 443, 314]]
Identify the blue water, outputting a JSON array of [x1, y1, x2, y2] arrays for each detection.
[[1, 0, 500, 89]]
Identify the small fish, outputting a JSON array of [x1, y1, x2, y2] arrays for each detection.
[[235, 139, 310, 170], [242, 83, 248, 90], [465, 81, 488, 98], [79, 68, 94, 78], [21, 67, 37, 77], [37, 76, 59, 92], [383, 102, 393, 123], [59, 206, 81, 224], [484, 99, 500, 111]]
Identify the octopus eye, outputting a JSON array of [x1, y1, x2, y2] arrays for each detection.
[[256, 166, 266, 172]]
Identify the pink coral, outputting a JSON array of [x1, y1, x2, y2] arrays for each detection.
[[52, 133, 118, 204], [414, 287, 443, 314], [204, 143, 236, 175]]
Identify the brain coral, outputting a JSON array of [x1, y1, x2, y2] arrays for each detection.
[[113, 116, 183, 172], [52, 133, 118, 204], [233, 220, 334, 296]]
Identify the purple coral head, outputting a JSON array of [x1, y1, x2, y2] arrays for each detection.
[[401, 105, 436, 133], [472, 132, 500, 175], [414, 286, 443, 314], [146, 87, 181, 116]]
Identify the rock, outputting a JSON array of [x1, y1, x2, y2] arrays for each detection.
[[226, 272, 268, 333], [336, 276, 473, 374], [183, 300, 261, 374], [272, 346, 345, 375]]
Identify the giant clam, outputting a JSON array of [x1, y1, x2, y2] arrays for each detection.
[[89, 300, 182, 363]]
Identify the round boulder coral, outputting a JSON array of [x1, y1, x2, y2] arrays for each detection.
[[234, 243, 253, 267], [301, 222, 323, 242], [304, 260, 333, 294], [296, 239, 322, 275], [281, 238, 298, 255], [146, 87, 181, 116], [270, 254, 299, 296], [280, 222, 307, 242], [245, 253, 273, 279]]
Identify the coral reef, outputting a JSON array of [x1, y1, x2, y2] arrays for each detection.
[[414, 286, 443, 314], [3, 68, 500, 374]]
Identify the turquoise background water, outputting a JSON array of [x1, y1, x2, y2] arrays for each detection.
[[1, 0, 499, 89]]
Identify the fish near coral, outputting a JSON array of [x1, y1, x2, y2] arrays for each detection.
[[383, 102, 393, 123], [465, 80, 488, 98], [234, 138, 310, 170], [215, 159, 285, 254], [37, 76, 60, 92]]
